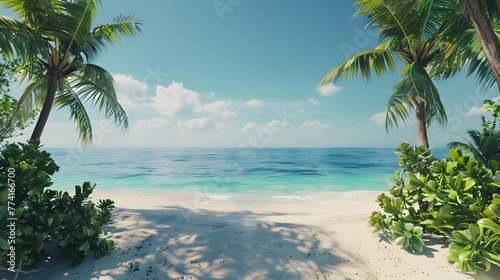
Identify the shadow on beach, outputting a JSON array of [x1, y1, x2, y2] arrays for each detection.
[[4, 206, 369, 280]]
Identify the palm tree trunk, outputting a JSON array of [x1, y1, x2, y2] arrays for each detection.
[[415, 100, 430, 149], [465, 0, 500, 92], [31, 74, 58, 140]]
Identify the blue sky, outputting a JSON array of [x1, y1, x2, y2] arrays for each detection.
[[6, 0, 498, 148]]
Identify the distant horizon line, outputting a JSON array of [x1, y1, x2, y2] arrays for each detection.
[[42, 146, 450, 149]]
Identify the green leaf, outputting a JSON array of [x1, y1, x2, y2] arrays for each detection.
[[478, 219, 500, 234]]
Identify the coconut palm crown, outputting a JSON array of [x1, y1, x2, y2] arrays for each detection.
[[319, 0, 459, 149], [0, 0, 142, 146]]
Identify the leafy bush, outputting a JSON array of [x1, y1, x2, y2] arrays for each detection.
[[0, 140, 114, 271], [369, 142, 500, 273]]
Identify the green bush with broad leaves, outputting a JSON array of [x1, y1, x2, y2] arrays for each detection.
[[0, 140, 115, 272], [369, 142, 500, 274]]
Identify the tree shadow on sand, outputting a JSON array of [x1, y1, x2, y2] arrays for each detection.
[[9, 206, 371, 280]]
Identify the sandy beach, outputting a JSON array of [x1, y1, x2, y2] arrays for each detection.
[[3, 191, 500, 280]]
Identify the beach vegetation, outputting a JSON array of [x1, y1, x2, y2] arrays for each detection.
[[369, 141, 500, 273], [0, 140, 115, 273], [0, 54, 38, 143], [448, 100, 500, 166], [0, 0, 142, 146]]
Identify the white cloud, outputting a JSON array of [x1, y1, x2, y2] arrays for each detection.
[[466, 106, 487, 116], [194, 100, 231, 114], [147, 82, 201, 116], [113, 73, 148, 111], [241, 120, 287, 133], [206, 91, 215, 96], [369, 112, 386, 126], [308, 98, 319, 105], [244, 99, 264, 107], [300, 120, 332, 133], [347, 126, 355, 133], [317, 83, 342, 96], [214, 122, 234, 132], [294, 109, 305, 114], [177, 117, 209, 131], [263, 120, 287, 130], [242, 122, 260, 133], [296, 100, 303, 106], [222, 110, 237, 118], [133, 118, 173, 130], [466, 95, 500, 116]]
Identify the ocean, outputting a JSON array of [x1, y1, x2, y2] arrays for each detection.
[[46, 147, 450, 200]]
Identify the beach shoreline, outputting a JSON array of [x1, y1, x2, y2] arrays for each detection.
[[4, 192, 500, 280]]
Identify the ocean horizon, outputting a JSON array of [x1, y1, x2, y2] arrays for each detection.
[[46, 147, 450, 199]]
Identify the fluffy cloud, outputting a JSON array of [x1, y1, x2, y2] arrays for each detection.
[[294, 109, 305, 114], [317, 84, 341, 96], [177, 117, 210, 131], [244, 99, 264, 107], [241, 120, 287, 133], [466, 106, 487, 116], [308, 98, 319, 105], [113, 73, 148, 111], [296, 100, 303, 106], [133, 118, 173, 130], [347, 126, 355, 132], [147, 82, 201, 116], [222, 110, 237, 118], [194, 100, 231, 114], [300, 120, 332, 133], [369, 112, 386, 126], [241, 122, 260, 133], [466, 96, 500, 116], [215, 122, 235, 132]]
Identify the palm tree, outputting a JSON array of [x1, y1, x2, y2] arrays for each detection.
[[0, 0, 142, 146], [429, 0, 500, 90], [463, 0, 500, 92], [319, 0, 459, 149]]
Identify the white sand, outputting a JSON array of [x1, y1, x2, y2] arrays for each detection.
[[3, 191, 500, 280]]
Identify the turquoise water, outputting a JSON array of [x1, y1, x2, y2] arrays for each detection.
[[46, 147, 449, 196]]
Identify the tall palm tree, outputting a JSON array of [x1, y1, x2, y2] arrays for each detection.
[[319, 0, 457, 149], [0, 0, 142, 146]]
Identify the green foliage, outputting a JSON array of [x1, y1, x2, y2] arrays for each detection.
[[0, 54, 38, 143], [390, 222, 424, 253], [448, 100, 500, 165], [0, 140, 114, 269], [369, 141, 500, 273]]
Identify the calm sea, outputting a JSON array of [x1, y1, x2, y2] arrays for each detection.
[[45, 147, 449, 198]]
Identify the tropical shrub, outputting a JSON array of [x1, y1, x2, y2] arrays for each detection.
[[447, 100, 500, 165], [369, 142, 500, 273], [0, 140, 114, 272]]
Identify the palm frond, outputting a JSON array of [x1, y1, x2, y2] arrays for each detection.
[[386, 62, 447, 130], [59, 0, 99, 56], [354, 0, 419, 50], [82, 14, 142, 61], [70, 65, 128, 129], [319, 48, 397, 85], [55, 79, 93, 146], [10, 76, 46, 125]]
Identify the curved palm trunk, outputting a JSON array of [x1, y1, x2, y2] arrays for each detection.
[[30, 74, 58, 140], [415, 100, 430, 149], [465, 0, 500, 92]]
